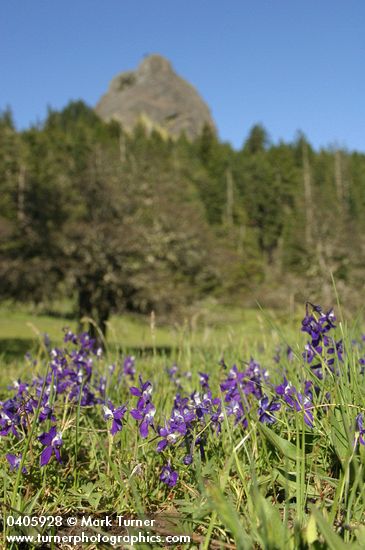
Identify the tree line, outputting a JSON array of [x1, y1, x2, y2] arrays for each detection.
[[0, 101, 364, 334]]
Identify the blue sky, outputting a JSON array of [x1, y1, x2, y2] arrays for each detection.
[[1, 1, 364, 150]]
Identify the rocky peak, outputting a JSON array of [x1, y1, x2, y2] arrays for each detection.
[[95, 54, 216, 139], [138, 54, 173, 77]]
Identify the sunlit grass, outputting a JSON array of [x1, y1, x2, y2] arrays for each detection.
[[1, 302, 364, 548]]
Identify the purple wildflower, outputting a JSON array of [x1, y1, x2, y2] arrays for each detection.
[[130, 376, 156, 438], [64, 329, 78, 344], [39, 403, 56, 423], [199, 372, 210, 390], [0, 408, 21, 438], [258, 395, 281, 424], [301, 304, 342, 378], [275, 378, 314, 428], [103, 403, 128, 436], [210, 401, 224, 433], [130, 376, 153, 407], [275, 377, 295, 399], [79, 332, 96, 352], [166, 364, 182, 388], [356, 414, 365, 446], [8, 380, 29, 396], [130, 401, 156, 438], [123, 356, 136, 379], [6, 453, 27, 474], [156, 424, 182, 452], [160, 463, 178, 487], [38, 426, 63, 466]]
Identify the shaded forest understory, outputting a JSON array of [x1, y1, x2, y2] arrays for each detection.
[[1, 102, 364, 334]]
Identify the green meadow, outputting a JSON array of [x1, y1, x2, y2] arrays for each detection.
[[1, 301, 365, 549]]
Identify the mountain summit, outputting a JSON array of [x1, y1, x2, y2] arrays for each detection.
[[95, 54, 216, 139]]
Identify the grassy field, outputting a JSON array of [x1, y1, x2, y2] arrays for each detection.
[[0, 301, 298, 362], [1, 301, 365, 548]]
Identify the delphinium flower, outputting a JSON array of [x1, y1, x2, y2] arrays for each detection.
[[173, 394, 196, 425], [50, 347, 69, 376], [258, 395, 281, 424], [196, 374, 223, 431], [220, 366, 247, 426], [158, 379, 223, 465], [6, 453, 27, 474], [245, 357, 269, 397], [303, 343, 323, 379], [68, 383, 97, 407], [220, 365, 244, 394], [161, 399, 194, 444], [198, 372, 210, 390], [210, 400, 224, 433], [356, 414, 365, 446], [130, 376, 153, 406], [130, 377, 156, 438], [38, 426, 63, 466], [156, 422, 184, 452], [294, 393, 314, 428], [47, 335, 99, 406], [220, 358, 270, 428], [1, 384, 44, 437], [275, 378, 314, 428], [8, 379, 29, 396], [0, 327, 132, 473], [123, 356, 136, 380], [160, 463, 178, 487], [191, 390, 219, 420], [156, 393, 198, 453], [64, 328, 78, 345], [302, 303, 327, 344], [166, 364, 182, 389], [18, 394, 39, 426], [79, 332, 96, 352], [156, 381, 221, 457], [39, 401, 56, 423], [225, 398, 247, 427], [222, 360, 268, 400], [131, 402, 156, 438], [301, 303, 342, 379], [69, 349, 93, 382], [0, 402, 21, 438], [103, 402, 128, 436]]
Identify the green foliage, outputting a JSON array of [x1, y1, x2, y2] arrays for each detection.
[[2, 306, 365, 548], [1, 102, 365, 325], [243, 123, 270, 154]]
